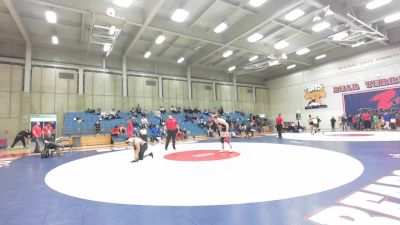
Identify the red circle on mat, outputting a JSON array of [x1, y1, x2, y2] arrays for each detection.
[[326, 134, 374, 137], [164, 150, 240, 162]]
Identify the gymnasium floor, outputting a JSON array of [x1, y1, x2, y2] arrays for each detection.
[[0, 132, 399, 225]]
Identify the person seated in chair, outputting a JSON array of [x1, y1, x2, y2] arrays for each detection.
[[111, 125, 120, 144], [42, 131, 60, 158]]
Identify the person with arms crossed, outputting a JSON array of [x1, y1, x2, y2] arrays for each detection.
[[276, 113, 283, 138], [165, 114, 179, 150]]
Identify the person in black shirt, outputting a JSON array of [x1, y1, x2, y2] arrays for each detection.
[[11, 129, 31, 148]]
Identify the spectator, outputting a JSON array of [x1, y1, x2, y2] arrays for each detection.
[[111, 125, 120, 144], [94, 120, 101, 135], [32, 122, 42, 153], [330, 116, 336, 131], [165, 114, 179, 150]]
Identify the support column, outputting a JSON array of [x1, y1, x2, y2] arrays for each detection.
[[23, 43, 31, 93], [102, 57, 106, 68], [233, 74, 238, 102], [213, 82, 217, 101], [122, 56, 127, 97], [253, 86, 256, 102], [78, 68, 84, 95], [158, 76, 163, 99], [187, 66, 192, 100]]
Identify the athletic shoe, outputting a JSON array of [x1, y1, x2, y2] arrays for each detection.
[[149, 152, 154, 159], [131, 159, 139, 163]]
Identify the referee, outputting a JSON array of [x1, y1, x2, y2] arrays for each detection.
[[276, 113, 284, 138], [165, 114, 179, 150]]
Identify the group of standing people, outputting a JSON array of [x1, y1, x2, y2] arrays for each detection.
[[10, 122, 54, 153]]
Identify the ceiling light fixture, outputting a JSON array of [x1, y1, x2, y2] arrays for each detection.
[[296, 48, 310, 55], [155, 35, 165, 44], [103, 43, 111, 52], [281, 53, 287, 59], [113, 0, 131, 8], [312, 14, 322, 22], [269, 60, 280, 66], [287, 64, 296, 70], [284, 8, 305, 21], [324, 9, 334, 17], [366, 0, 392, 10], [315, 54, 327, 60], [106, 7, 116, 17], [247, 33, 264, 43], [177, 57, 185, 64], [223, 50, 233, 58], [384, 12, 400, 23], [331, 31, 349, 41], [351, 41, 365, 48], [144, 51, 151, 59], [51, 35, 58, 45], [45, 10, 57, 23], [249, 0, 267, 8], [312, 21, 331, 32], [249, 55, 258, 62], [171, 9, 189, 23], [274, 40, 289, 49], [214, 22, 228, 33], [109, 26, 116, 35], [228, 66, 236, 72]]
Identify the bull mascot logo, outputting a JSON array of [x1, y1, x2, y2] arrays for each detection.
[[304, 83, 328, 109]]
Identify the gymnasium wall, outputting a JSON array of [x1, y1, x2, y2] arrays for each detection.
[[0, 63, 270, 144], [268, 45, 400, 129]]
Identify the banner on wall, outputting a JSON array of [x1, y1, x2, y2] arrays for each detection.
[[304, 83, 328, 110], [30, 114, 57, 139], [343, 87, 400, 116]]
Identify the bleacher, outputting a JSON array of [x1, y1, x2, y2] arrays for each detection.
[[63, 111, 254, 146]]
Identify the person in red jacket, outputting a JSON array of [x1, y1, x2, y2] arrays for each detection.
[[42, 122, 54, 139], [165, 114, 179, 150], [276, 113, 284, 138], [126, 119, 133, 138], [32, 122, 42, 153]]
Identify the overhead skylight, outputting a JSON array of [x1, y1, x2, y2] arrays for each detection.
[[296, 48, 310, 55], [247, 33, 264, 43], [315, 54, 326, 60], [249, 55, 258, 62], [384, 12, 400, 23], [45, 10, 57, 24], [144, 51, 151, 59], [228, 66, 236, 71], [274, 40, 289, 50], [177, 57, 185, 64], [366, 0, 392, 10], [312, 21, 331, 32], [214, 23, 228, 33], [155, 35, 165, 44], [51, 35, 58, 45], [249, 0, 267, 8], [284, 8, 305, 22], [113, 0, 131, 8], [171, 9, 189, 23], [223, 50, 233, 58], [287, 64, 296, 70]]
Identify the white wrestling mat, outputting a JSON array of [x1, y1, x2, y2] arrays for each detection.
[[45, 142, 363, 206], [282, 131, 400, 142]]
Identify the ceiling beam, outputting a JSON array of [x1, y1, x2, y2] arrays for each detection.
[[26, 0, 91, 14], [158, 36, 180, 57], [80, 14, 85, 46], [123, 0, 165, 57], [189, 1, 215, 28], [190, 0, 306, 65], [217, 0, 257, 15], [3, 0, 30, 44], [86, 12, 95, 53]]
